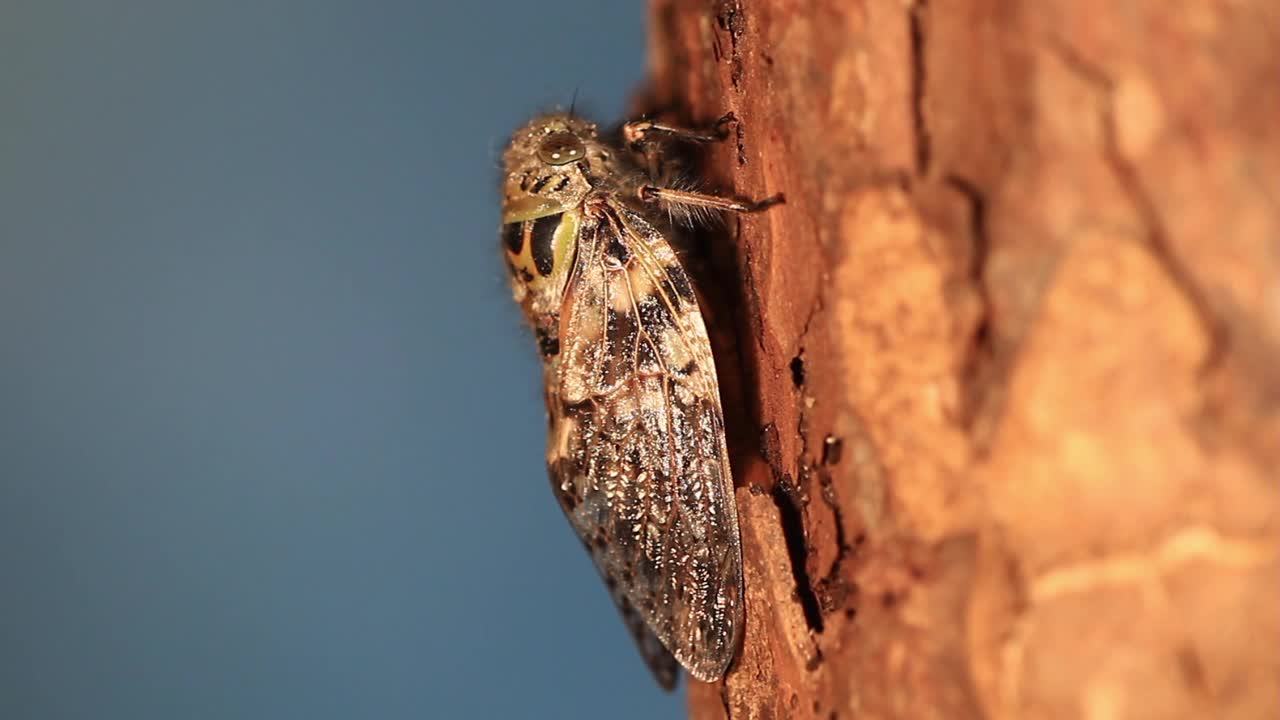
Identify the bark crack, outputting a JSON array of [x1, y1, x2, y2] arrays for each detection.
[[944, 173, 998, 450], [909, 0, 932, 175], [1030, 525, 1278, 600], [715, 0, 746, 90], [1046, 35, 1227, 374], [771, 477, 825, 634], [760, 423, 825, 635], [791, 274, 833, 622]]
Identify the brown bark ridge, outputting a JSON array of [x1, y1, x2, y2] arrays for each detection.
[[638, 1, 1280, 718]]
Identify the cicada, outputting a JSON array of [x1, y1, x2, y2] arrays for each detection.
[[500, 111, 777, 688]]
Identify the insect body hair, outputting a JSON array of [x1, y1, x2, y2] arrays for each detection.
[[641, 174, 727, 229]]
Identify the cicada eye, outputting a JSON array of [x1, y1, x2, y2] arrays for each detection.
[[537, 132, 586, 166]]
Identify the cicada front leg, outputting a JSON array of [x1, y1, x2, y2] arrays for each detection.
[[621, 112, 783, 219]]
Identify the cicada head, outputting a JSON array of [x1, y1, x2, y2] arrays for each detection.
[[501, 113, 609, 223]]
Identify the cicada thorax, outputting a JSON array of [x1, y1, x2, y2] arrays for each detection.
[[501, 209, 581, 351]]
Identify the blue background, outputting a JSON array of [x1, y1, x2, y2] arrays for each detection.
[[0, 2, 684, 717]]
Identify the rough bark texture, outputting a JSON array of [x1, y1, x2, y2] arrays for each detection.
[[641, 1, 1280, 718]]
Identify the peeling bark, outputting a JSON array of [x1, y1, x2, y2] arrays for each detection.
[[641, 1, 1280, 718]]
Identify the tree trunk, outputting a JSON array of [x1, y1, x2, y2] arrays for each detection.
[[641, 1, 1280, 718]]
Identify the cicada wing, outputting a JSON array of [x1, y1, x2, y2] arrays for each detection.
[[548, 204, 743, 684]]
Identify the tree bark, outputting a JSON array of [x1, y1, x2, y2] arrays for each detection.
[[641, 1, 1280, 718]]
